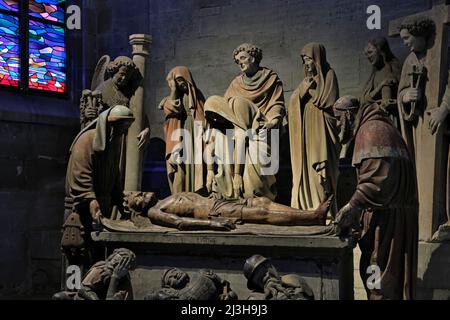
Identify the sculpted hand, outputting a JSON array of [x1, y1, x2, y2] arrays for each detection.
[[210, 220, 236, 231], [112, 291, 128, 300], [299, 77, 315, 97], [428, 107, 449, 135], [206, 170, 215, 193], [168, 75, 178, 99], [137, 128, 150, 150], [264, 279, 288, 300], [113, 256, 130, 279], [334, 203, 361, 237], [402, 88, 421, 104], [262, 118, 279, 130], [233, 174, 244, 197], [89, 199, 103, 231]]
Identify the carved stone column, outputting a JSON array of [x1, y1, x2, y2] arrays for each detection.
[[125, 34, 152, 191]]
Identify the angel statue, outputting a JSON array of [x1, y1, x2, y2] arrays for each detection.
[[79, 55, 150, 150]]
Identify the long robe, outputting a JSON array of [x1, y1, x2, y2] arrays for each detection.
[[289, 43, 340, 214], [361, 54, 401, 128], [212, 67, 284, 200], [205, 96, 276, 200], [159, 66, 206, 194], [65, 109, 123, 219], [350, 103, 418, 300], [397, 52, 428, 163], [225, 67, 285, 125], [65, 109, 124, 264]]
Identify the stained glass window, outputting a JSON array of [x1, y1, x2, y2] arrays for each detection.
[[29, 0, 64, 23], [29, 21, 65, 92], [0, 0, 66, 94], [0, 13, 20, 86], [0, 0, 19, 12]]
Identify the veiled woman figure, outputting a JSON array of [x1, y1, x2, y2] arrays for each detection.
[[159, 66, 206, 194], [289, 43, 340, 215], [204, 95, 275, 200], [361, 37, 401, 128]]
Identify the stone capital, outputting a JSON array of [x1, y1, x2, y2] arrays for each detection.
[[129, 34, 152, 57]]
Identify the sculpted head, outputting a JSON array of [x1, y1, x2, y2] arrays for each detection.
[[107, 56, 138, 88], [233, 43, 262, 76], [161, 268, 190, 289], [364, 37, 395, 68], [105, 248, 137, 273], [124, 191, 158, 213], [333, 95, 361, 145], [107, 105, 135, 141], [399, 17, 435, 53]]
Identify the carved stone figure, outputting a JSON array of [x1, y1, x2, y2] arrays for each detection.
[[53, 248, 136, 300], [334, 96, 418, 300], [205, 43, 285, 200], [62, 106, 134, 266], [397, 17, 435, 158], [158, 66, 206, 194], [428, 72, 450, 242], [204, 96, 273, 200], [119, 191, 331, 232], [289, 43, 340, 217], [88, 55, 150, 150], [144, 268, 237, 300], [361, 37, 401, 128], [244, 255, 314, 300]]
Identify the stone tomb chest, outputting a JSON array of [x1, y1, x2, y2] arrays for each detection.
[[92, 224, 354, 300]]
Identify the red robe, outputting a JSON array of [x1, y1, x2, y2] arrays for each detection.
[[350, 103, 418, 300]]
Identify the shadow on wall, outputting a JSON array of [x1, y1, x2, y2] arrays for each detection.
[[276, 126, 293, 206], [142, 137, 170, 199]]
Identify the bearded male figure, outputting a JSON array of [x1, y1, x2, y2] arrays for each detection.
[[334, 96, 418, 300]]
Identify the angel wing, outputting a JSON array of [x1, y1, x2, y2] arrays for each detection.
[[90, 55, 111, 90]]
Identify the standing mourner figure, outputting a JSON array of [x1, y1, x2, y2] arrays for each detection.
[[289, 43, 340, 216], [62, 106, 135, 266], [159, 66, 206, 194], [397, 17, 436, 161], [205, 43, 285, 200], [53, 248, 136, 300], [428, 73, 450, 241], [361, 37, 402, 128], [334, 96, 418, 300]]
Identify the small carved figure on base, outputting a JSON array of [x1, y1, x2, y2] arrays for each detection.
[[53, 248, 136, 300], [144, 268, 238, 300], [244, 255, 314, 300]]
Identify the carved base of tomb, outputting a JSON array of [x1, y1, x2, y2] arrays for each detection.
[[92, 224, 354, 300], [417, 241, 450, 300]]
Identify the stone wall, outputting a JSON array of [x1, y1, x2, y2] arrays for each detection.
[[0, 0, 83, 297], [85, 0, 431, 139]]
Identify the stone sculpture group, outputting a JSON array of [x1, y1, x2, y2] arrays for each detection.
[[59, 9, 450, 300]]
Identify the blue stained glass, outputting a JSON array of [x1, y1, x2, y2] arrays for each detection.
[[29, 0, 65, 23], [0, 13, 19, 86], [0, 0, 19, 12], [28, 20, 65, 92]]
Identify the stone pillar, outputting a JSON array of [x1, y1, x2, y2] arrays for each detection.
[[125, 34, 152, 191]]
